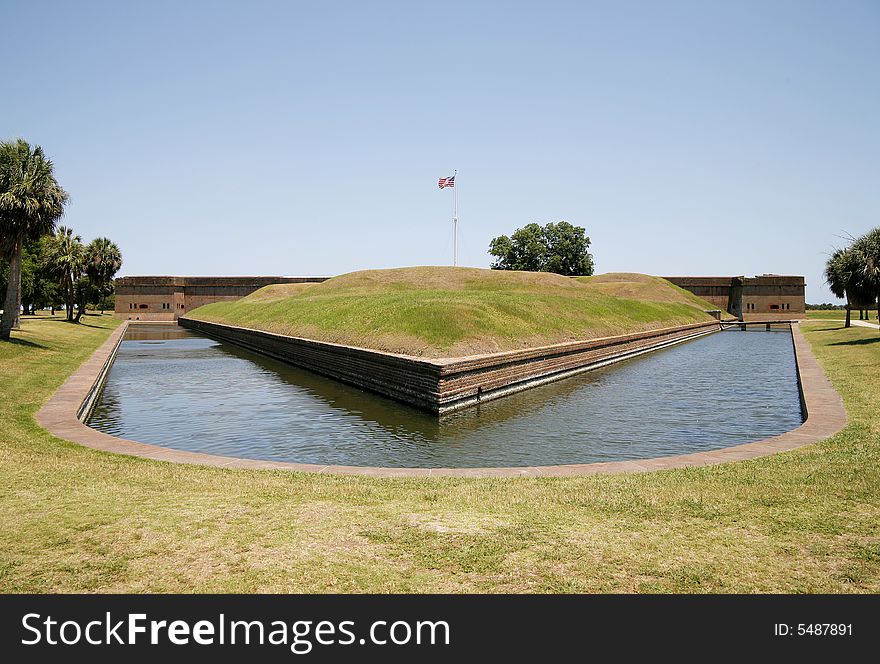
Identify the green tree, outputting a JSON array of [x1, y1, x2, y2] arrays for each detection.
[[15, 239, 59, 314], [824, 246, 872, 328], [43, 225, 86, 322], [85, 237, 123, 313], [0, 139, 69, 339], [853, 227, 880, 323], [489, 223, 545, 272], [489, 221, 594, 276], [95, 292, 115, 313]]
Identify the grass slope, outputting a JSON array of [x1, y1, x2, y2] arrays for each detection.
[[0, 315, 878, 592], [187, 267, 718, 357]]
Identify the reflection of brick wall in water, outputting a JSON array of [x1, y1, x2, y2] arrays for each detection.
[[665, 275, 805, 320], [115, 276, 328, 321]]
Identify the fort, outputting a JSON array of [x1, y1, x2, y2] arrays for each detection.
[[114, 273, 806, 322], [665, 275, 805, 320], [114, 276, 329, 321]]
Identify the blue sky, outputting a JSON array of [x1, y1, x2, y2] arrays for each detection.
[[4, 0, 878, 302]]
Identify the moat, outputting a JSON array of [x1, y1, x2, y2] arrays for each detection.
[[87, 324, 804, 468]]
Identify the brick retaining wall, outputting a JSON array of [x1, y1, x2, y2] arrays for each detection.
[[178, 318, 722, 414]]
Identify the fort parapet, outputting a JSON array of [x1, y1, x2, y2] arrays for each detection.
[[114, 276, 328, 321]]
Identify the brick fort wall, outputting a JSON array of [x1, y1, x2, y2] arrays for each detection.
[[665, 275, 805, 320], [116, 273, 805, 322], [115, 276, 328, 321]]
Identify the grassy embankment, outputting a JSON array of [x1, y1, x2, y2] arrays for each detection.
[[187, 267, 719, 357], [0, 312, 878, 592]]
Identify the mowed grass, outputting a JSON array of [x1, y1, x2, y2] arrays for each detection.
[[187, 267, 718, 357], [0, 316, 878, 592], [806, 310, 878, 321]]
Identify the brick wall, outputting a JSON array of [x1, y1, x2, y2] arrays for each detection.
[[665, 275, 804, 319], [179, 317, 721, 414], [115, 276, 328, 320]]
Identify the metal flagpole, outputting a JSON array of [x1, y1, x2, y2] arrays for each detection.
[[452, 169, 458, 266]]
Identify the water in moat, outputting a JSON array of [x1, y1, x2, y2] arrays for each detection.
[[87, 324, 804, 468]]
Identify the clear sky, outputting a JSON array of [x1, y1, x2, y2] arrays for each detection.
[[4, 0, 878, 303]]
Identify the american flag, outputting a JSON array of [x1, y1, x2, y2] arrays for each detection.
[[438, 175, 455, 189]]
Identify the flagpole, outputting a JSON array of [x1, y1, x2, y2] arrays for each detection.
[[452, 169, 458, 267]]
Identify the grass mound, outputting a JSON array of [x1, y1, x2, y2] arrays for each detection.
[[578, 273, 717, 307], [187, 266, 719, 357]]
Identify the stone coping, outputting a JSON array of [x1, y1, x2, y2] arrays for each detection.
[[35, 321, 848, 479]]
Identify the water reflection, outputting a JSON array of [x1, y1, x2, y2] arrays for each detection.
[[124, 325, 195, 341], [88, 324, 804, 468]]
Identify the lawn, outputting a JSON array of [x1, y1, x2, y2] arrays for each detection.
[[806, 310, 878, 320], [187, 268, 718, 357], [0, 314, 878, 592]]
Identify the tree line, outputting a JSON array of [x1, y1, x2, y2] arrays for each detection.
[[824, 227, 880, 328], [806, 303, 877, 311], [0, 139, 122, 340]]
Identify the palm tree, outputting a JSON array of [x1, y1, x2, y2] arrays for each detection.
[[825, 246, 873, 328], [0, 139, 69, 339], [85, 237, 123, 314], [853, 227, 880, 323], [43, 226, 85, 322]]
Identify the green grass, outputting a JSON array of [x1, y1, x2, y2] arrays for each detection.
[[187, 267, 718, 357], [806, 310, 878, 321], [0, 315, 878, 592]]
